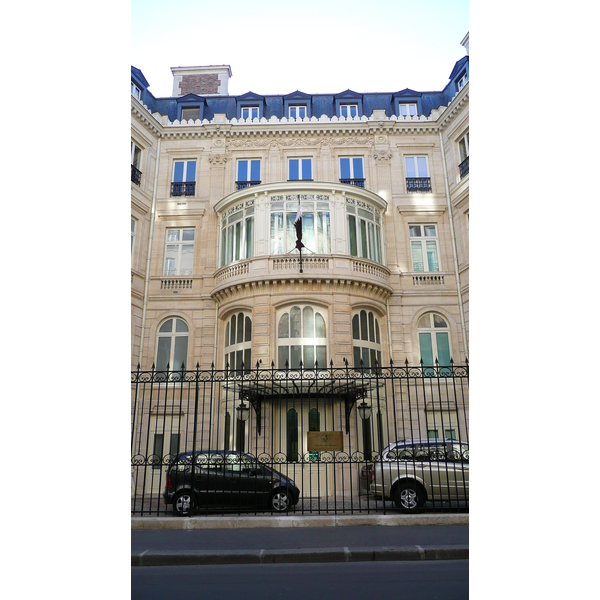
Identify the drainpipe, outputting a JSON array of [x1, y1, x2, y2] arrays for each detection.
[[438, 129, 468, 360]]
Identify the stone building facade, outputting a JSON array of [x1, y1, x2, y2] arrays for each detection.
[[131, 39, 469, 484]]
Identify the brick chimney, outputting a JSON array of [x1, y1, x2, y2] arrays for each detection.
[[170, 65, 232, 97]]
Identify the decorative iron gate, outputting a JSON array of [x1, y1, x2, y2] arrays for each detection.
[[131, 360, 468, 516]]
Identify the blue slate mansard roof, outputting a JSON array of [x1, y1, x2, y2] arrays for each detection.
[[131, 56, 468, 121]]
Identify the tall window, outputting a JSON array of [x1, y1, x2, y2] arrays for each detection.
[[156, 318, 189, 371], [340, 157, 364, 187], [220, 204, 254, 266], [409, 224, 439, 272], [236, 159, 261, 190], [417, 313, 451, 375], [270, 199, 330, 255], [346, 201, 382, 263], [352, 310, 382, 370], [288, 158, 312, 181], [405, 156, 431, 192], [278, 306, 327, 369], [164, 228, 194, 276], [131, 142, 142, 185], [171, 160, 196, 197], [224, 312, 252, 372], [289, 105, 307, 119], [458, 133, 469, 179], [131, 218, 136, 261]]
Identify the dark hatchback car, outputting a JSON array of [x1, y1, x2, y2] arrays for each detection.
[[163, 451, 300, 515]]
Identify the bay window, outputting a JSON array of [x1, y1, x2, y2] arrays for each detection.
[[220, 204, 254, 266]]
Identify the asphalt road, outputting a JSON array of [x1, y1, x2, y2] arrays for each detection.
[[131, 560, 469, 600]]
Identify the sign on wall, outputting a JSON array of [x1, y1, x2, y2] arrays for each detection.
[[307, 431, 344, 452]]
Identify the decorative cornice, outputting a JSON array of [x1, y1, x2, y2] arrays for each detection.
[[438, 85, 469, 131], [131, 97, 162, 137]]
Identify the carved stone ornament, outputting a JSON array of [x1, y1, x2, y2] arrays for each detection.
[[209, 154, 228, 164], [373, 150, 392, 161]]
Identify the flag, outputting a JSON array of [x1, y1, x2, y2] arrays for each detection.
[[294, 197, 304, 250]]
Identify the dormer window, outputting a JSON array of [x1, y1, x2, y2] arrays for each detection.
[[131, 82, 141, 99], [340, 104, 358, 118], [289, 105, 307, 119], [457, 72, 468, 90], [181, 107, 200, 121], [241, 106, 259, 120], [399, 103, 417, 117]]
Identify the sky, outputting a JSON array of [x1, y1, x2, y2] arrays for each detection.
[[132, 0, 469, 98]]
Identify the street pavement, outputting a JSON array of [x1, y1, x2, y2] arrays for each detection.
[[132, 515, 468, 567]]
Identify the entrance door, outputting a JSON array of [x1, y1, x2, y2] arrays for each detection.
[[277, 403, 332, 498]]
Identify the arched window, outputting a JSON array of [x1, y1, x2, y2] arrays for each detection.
[[417, 312, 451, 375], [352, 309, 382, 370], [277, 305, 327, 369], [155, 318, 189, 371], [224, 312, 252, 372]]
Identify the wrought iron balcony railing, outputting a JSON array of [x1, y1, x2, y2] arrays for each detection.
[[406, 177, 432, 193], [131, 165, 142, 186], [170, 182, 196, 197], [339, 178, 365, 188], [459, 156, 469, 179], [235, 180, 261, 191]]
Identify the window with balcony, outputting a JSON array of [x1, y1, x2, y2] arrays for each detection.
[[270, 198, 330, 255], [171, 160, 196, 197], [405, 156, 431, 192], [156, 318, 189, 372], [131, 142, 142, 185], [224, 312, 252, 373], [220, 205, 254, 266], [398, 103, 417, 117], [347, 202, 382, 264], [164, 228, 194, 276], [409, 225, 439, 272], [241, 106, 259, 120], [236, 159, 261, 190], [277, 305, 327, 369], [458, 133, 469, 179], [288, 158, 312, 181], [340, 157, 365, 188], [417, 313, 451, 375], [340, 104, 358, 118]]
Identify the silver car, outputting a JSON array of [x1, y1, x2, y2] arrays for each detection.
[[360, 439, 469, 511]]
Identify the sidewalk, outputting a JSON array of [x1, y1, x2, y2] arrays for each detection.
[[132, 514, 468, 566]]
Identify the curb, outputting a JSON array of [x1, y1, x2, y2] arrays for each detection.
[[132, 513, 468, 530], [132, 544, 468, 567]]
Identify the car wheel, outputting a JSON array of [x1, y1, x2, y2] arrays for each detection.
[[270, 489, 291, 513], [394, 480, 425, 511], [173, 491, 195, 516]]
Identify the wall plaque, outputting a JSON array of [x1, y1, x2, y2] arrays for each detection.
[[307, 431, 344, 452]]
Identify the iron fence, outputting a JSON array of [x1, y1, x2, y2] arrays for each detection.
[[131, 359, 468, 517]]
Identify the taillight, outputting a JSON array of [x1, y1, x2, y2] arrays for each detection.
[[166, 474, 173, 490]]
